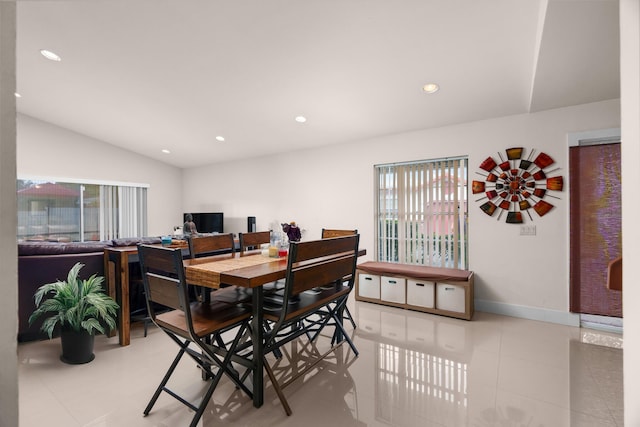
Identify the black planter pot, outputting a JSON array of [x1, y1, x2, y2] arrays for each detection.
[[60, 328, 95, 364]]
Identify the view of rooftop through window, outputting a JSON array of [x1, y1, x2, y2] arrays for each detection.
[[17, 179, 148, 242]]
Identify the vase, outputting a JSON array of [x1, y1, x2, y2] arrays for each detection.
[[60, 328, 95, 364]]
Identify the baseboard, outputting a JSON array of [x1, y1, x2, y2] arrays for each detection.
[[580, 314, 623, 334], [475, 299, 581, 327]]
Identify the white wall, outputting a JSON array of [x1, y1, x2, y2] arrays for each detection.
[[17, 114, 183, 237], [620, 0, 639, 424], [0, 4, 19, 427], [184, 99, 620, 324]]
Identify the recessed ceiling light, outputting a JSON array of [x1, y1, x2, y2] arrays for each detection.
[[215, 136, 225, 142], [295, 116, 307, 123], [162, 149, 170, 154], [40, 49, 61, 62], [14, 92, 21, 98], [422, 83, 440, 94]]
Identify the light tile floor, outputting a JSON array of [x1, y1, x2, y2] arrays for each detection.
[[18, 299, 623, 426]]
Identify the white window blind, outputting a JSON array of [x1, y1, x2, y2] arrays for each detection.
[[119, 186, 148, 238], [100, 185, 118, 241], [100, 185, 148, 240], [375, 157, 468, 269]]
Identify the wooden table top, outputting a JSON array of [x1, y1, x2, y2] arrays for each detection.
[[219, 259, 290, 288], [185, 248, 367, 289], [220, 248, 367, 289], [184, 251, 286, 289], [104, 240, 187, 253]]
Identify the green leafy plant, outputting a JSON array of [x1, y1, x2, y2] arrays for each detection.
[[29, 262, 119, 338]]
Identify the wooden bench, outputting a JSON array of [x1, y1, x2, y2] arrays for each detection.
[[355, 261, 474, 320]]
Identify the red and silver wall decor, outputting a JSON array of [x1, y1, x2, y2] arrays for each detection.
[[472, 147, 564, 223]]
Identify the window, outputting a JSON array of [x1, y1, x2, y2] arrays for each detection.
[[17, 178, 148, 242], [375, 157, 468, 269]]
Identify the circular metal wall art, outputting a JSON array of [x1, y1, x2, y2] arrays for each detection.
[[472, 147, 563, 223]]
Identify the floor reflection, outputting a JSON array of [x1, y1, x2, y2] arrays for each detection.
[[353, 302, 623, 427], [18, 299, 623, 427]]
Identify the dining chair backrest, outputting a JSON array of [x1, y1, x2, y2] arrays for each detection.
[[320, 228, 359, 329], [238, 231, 271, 253], [607, 256, 622, 291], [188, 233, 235, 258], [137, 245, 190, 326], [281, 235, 359, 317], [321, 228, 358, 239]]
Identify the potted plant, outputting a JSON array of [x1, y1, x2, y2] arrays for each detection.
[[29, 262, 119, 364]]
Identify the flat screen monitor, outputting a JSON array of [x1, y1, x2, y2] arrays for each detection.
[[185, 212, 224, 234]]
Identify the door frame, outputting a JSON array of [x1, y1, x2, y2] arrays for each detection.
[[568, 127, 622, 332]]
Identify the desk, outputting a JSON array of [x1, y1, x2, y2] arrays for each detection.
[[186, 248, 367, 409], [105, 246, 137, 346]]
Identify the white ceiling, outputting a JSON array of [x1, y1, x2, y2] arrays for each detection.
[[16, 0, 620, 168]]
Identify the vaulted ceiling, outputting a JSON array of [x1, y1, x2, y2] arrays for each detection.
[[16, 0, 619, 168]]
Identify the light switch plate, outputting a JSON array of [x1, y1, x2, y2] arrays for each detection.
[[520, 225, 536, 236]]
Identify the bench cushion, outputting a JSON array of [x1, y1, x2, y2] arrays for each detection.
[[357, 261, 472, 282]]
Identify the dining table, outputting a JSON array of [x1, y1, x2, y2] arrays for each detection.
[[184, 247, 366, 409]]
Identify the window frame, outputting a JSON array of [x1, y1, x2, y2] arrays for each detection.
[[17, 176, 149, 242], [374, 156, 469, 269]]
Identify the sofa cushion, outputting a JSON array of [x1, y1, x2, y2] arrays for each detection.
[[111, 237, 162, 247], [18, 241, 113, 256]]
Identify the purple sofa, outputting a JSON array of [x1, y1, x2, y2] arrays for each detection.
[[17, 237, 162, 342]]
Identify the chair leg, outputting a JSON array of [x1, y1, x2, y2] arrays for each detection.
[[145, 323, 253, 427], [263, 356, 292, 416], [199, 322, 254, 398], [190, 359, 227, 427], [130, 306, 152, 339], [263, 320, 283, 359], [144, 338, 189, 416], [343, 305, 357, 329], [331, 311, 359, 356], [205, 331, 242, 384]]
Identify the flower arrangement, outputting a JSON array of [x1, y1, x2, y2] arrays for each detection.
[[281, 221, 301, 242]]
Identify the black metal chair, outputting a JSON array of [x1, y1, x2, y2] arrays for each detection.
[[607, 256, 622, 291], [238, 230, 271, 252], [321, 228, 358, 239], [321, 228, 358, 329], [260, 235, 360, 415], [239, 230, 285, 294], [238, 230, 285, 359], [137, 244, 254, 427], [187, 233, 236, 258], [187, 233, 251, 304]]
